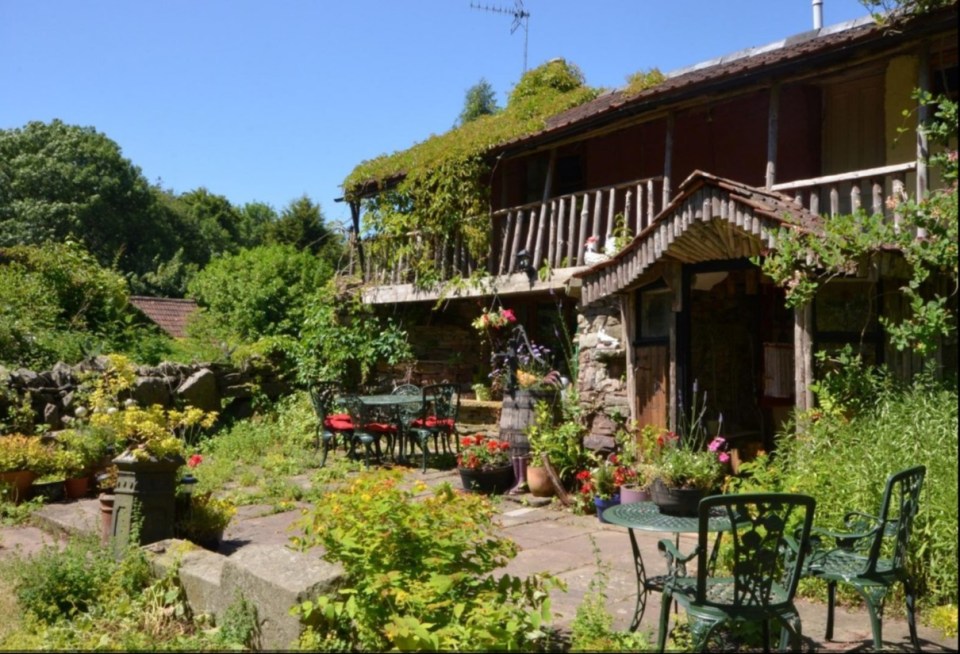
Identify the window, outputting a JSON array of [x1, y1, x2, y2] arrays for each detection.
[[636, 283, 672, 343]]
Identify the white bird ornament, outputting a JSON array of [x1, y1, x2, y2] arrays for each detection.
[[583, 235, 612, 266]]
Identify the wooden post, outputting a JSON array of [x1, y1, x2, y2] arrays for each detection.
[[916, 45, 930, 237], [794, 302, 813, 413], [766, 83, 780, 188], [663, 113, 674, 207], [350, 201, 364, 276], [621, 293, 638, 425]]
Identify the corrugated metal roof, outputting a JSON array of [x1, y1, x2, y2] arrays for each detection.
[[129, 296, 199, 339]]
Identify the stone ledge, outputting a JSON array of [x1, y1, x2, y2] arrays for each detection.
[[148, 539, 344, 650]]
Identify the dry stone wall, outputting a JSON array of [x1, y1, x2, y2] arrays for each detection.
[[0, 356, 291, 432], [576, 297, 630, 452]]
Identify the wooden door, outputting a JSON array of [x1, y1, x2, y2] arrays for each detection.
[[635, 344, 668, 429]]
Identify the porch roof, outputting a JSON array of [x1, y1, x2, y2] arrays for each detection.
[[574, 171, 824, 305]]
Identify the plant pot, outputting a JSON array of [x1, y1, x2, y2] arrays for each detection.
[[65, 476, 91, 499], [0, 470, 36, 504], [619, 484, 650, 504], [526, 465, 554, 497], [650, 478, 711, 517], [594, 494, 621, 523], [458, 464, 515, 495], [30, 479, 66, 503]]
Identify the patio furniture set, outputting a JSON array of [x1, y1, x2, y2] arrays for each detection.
[[603, 465, 926, 652], [308, 381, 460, 471]]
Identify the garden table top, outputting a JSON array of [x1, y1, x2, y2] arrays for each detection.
[[356, 393, 424, 407]]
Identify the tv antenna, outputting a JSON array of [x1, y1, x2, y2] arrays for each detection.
[[470, 0, 530, 74]]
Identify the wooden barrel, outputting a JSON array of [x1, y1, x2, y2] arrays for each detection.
[[499, 388, 560, 456]]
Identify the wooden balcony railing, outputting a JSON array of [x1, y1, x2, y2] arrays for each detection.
[[356, 175, 666, 285], [771, 162, 917, 229], [492, 176, 665, 275], [355, 164, 920, 286]]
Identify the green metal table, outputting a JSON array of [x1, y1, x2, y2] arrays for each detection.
[[602, 501, 734, 631]]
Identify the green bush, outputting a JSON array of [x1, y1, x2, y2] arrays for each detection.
[[771, 374, 958, 608], [11, 537, 114, 623], [291, 469, 559, 651]]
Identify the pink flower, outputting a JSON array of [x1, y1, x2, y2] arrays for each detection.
[[501, 308, 516, 323], [708, 436, 726, 452], [187, 454, 203, 468], [718, 452, 731, 464]]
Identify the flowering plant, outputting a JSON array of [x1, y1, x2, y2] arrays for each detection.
[[575, 454, 635, 509], [175, 491, 236, 542], [471, 307, 517, 331], [646, 382, 731, 491], [457, 434, 512, 470]]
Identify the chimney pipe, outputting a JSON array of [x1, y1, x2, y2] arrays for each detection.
[[812, 0, 824, 29]]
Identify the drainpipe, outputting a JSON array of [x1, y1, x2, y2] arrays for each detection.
[[812, 0, 823, 30]]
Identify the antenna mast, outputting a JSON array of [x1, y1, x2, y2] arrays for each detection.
[[470, 0, 530, 74]]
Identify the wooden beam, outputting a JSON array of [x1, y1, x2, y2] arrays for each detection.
[[663, 112, 674, 207], [794, 302, 813, 413], [766, 83, 780, 188]]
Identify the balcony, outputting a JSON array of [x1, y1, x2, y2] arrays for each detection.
[[354, 162, 921, 300], [355, 175, 666, 288]]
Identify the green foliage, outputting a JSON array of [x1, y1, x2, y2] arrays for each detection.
[[0, 241, 174, 368], [11, 536, 114, 623], [457, 78, 501, 126], [187, 243, 334, 343], [266, 195, 345, 266], [757, 92, 957, 356], [345, 59, 599, 279], [294, 280, 413, 388], [766, 373, 958, 608], [216, 592, 261, 649], [623, 67, 665, 97], [525, 397, 586, 485], [925, 604, 958, 638], [291, 469, 559, 651], [0, 120, 172, 278]]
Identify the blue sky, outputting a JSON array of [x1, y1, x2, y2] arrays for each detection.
[[2, 0, 872, 227]]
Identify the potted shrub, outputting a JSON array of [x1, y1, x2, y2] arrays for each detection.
[[456, 433, 514, 494], [0, 434, 54, 503], [175, 491, 236, 552]]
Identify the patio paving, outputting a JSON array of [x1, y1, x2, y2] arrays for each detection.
[[2, 467, 956, 652]]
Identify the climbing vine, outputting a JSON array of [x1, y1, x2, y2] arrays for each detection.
[[758, 91, 958, 355], [343, 60, 600, 281]]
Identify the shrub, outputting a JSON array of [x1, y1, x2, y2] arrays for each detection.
[[770, 374, 958, 609], [12, 537, 114, 623], [291, 469, 559, 651]]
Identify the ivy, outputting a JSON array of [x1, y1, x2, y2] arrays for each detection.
[[343, 60, 600, 279]]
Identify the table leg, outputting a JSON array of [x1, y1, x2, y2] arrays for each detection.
[[626, 528, 649, 632]]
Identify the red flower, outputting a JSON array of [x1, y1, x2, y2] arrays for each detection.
[[187, 454, 203, 468], [576, 470, 591, 481]]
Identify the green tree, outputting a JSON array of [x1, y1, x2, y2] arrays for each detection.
[[176, 187, 244, 264], [236, 201, 277, 248], [457, 78, 500, 125], [186, 244, 334, 343], [0, 120, 174, 277]]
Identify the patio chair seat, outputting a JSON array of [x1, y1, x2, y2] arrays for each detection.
[[323, 414, 355, 431]]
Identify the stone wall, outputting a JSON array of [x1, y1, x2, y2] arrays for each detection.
[[0, 357, 292, 432], [576, 297, 629, 452]]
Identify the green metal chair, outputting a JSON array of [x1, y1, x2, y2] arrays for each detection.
[[416, 383, 460, 455], [307, 381, 354, 467], [804, 465, 926, 652], [656, 493, 816, 653], [341, 395, 390, 469]]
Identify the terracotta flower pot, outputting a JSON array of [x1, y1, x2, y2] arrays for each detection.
[[526, 465, 554, 497], [0, 470, 36, 504], [65, 476, 90, 499]]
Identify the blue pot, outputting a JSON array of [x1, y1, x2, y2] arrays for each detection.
[[594, 494, 621, 523]]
